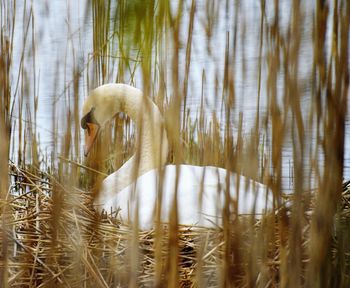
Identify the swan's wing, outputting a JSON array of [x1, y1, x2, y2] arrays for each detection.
[[162, 165, 225, 227], [98, 165, 272, 229], [165, 166, 271, 225], [204, 166, 272, 215], [114, 165, 223, 228]]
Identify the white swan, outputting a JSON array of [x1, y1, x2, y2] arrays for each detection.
[[81, 83, 271, 229]]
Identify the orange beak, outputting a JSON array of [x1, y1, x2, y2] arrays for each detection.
[[84, 123, 100, 157]]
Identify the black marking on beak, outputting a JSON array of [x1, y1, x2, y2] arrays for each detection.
[[81, 107, 98, 129]]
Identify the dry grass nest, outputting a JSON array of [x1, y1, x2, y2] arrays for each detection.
[[2, 163, 350, 287]]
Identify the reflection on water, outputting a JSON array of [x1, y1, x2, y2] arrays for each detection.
[[9, 0, 350, 190]]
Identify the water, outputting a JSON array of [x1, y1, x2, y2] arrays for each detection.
[[9, 0, 350, 191]]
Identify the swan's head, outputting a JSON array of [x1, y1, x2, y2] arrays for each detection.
[[81, 85, 123, 156], [81, 83, 168, 165]]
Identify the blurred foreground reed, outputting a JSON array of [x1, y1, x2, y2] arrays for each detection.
[[1, 0, 350, 287]]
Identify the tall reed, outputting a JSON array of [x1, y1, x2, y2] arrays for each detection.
[[2, 0, 350, 287], [0, 1, 14, 287]]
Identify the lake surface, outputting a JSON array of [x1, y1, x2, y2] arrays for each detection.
[[9, 0, 350, 191]]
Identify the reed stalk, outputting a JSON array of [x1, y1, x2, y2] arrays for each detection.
[[1, 0, 350, 287]]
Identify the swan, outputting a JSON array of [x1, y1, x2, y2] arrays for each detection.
[[81, 83, 271, 229]]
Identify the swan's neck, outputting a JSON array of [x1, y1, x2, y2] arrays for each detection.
[[100, 84, 168, 191]]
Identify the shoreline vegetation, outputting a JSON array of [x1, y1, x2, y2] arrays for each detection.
[[1, 1, 350, 287]]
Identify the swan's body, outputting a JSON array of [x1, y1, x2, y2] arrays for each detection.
[[98, 165, 270, 229], [81, 83, 271, 230]]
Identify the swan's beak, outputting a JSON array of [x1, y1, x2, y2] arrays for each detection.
[[84, 123, 100, 157]]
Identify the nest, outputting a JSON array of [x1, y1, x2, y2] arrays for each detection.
[[5, 163, 350, 287], [4, 164, 237, 287]]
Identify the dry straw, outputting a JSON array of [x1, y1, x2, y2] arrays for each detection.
[[1, 0, 350, 287], [4, 163, 268, 287], [4, 162, 349, 287]]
